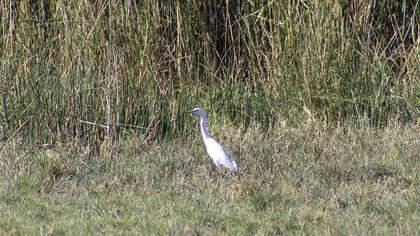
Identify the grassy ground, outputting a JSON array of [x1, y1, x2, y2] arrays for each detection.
[[1, 122, 419, 235]]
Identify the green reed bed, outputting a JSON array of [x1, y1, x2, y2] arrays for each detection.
[[1, 1, 418, 144]]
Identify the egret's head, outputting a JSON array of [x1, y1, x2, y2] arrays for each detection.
[[188, 107, 206, 118]]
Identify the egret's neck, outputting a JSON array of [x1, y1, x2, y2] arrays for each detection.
[[199, 115, 210, 140]]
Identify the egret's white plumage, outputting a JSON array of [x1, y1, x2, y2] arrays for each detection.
[[189, 107, 237, 172]]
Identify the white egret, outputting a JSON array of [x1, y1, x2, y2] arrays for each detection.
[[188, 107, 237, 172]]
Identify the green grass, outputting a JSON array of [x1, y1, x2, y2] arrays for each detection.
[[1, 124, 419, 234]]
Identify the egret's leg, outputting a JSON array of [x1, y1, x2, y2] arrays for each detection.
[[216, 165, 222, 173], [212, 160, 221, 173]]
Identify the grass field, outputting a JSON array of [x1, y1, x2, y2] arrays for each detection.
[[1, 123, 419, 234]]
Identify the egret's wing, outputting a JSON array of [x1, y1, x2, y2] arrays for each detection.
[[205, 138, 237, 171], [219, 145, 237, 171]]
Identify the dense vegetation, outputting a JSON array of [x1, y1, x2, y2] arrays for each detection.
[[1, 0, 419, 143]]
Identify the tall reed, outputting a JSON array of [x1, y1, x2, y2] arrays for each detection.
[[0, 0, 418, 144]]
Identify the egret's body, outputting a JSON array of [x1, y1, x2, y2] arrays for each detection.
[[189, 108, 237, 172]]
